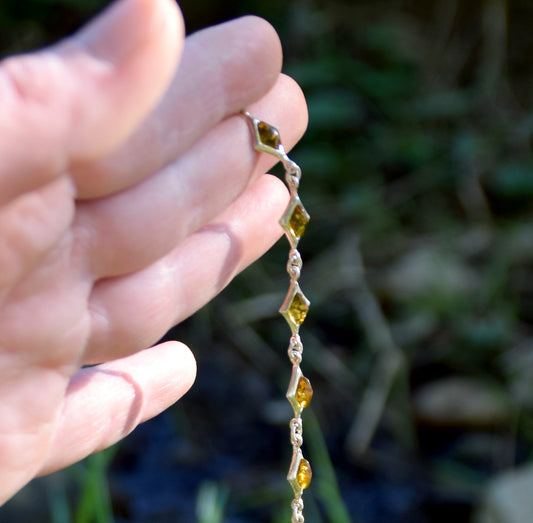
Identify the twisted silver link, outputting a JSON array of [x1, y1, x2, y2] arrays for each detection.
[[287, 249, 303, 280], [291, 498, 305, 523], [290, 417, 304, 448]]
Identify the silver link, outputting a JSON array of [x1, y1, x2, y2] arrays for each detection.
[[290, 417, 304, 448], [288, 349, 302, 365], [288, 334, 303, 364], [291, 498, 305, 523], [287, 249, 303, 280]]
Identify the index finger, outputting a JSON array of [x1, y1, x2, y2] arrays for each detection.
[[73, 15, 283, 199]]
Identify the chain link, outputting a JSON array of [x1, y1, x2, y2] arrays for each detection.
[[287, 249, 303, 280], [288, 334, 303, 365], [281, 156, 302, 189], [291, 498, 305, 523], [290, 417, 304, 448]]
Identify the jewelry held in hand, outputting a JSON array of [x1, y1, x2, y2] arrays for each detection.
[[242, 110, 312, 523]]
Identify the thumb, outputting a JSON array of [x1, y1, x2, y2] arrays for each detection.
[[39, 341, 197, 476], [66, 0, 185, 161], [0, 0, 184, 202]]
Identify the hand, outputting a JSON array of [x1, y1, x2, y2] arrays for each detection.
[[0, 0, 307, 504]]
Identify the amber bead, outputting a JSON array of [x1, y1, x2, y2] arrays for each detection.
[[288, 291, 309, 326], [257, 121, 281, 149], [296, 377, 313, 409], [297, 458, 312, 490], [289, 203, 310, 239]]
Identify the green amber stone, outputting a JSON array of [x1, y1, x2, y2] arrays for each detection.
[[288, 291, 309, 326], [289, 203, 310, 239], [257, 121, 281, 149]]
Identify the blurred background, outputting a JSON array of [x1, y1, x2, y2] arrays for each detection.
[[2, 0, 533, 521]]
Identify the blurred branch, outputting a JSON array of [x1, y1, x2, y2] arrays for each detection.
[[479, 0, 508, 94], [221, 303, 282, 373], [339, 235, 409, 458]]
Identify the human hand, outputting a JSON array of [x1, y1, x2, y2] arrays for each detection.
[[0, 0, 307, 504]]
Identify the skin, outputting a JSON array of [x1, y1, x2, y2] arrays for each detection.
[[0, 0, 307, 504]]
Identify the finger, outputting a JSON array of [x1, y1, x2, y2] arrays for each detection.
[[73, 15, 283, 199], [77, 74, 307, 279], [86, 174, 289, 363], [0, 0, 183, 205], [0, 176, 75, 302], [39, 341, 196, 475]]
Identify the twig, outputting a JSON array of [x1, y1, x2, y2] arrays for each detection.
[[341, 234, 407, 457]]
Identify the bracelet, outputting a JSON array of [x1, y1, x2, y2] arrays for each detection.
[[242, 110, 312, 523]]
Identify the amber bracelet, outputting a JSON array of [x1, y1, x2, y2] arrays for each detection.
[[242, 111, 313, 523]]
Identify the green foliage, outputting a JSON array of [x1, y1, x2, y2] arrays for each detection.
[[45, 447, 116, 523], [195, 481, 229, 523], [71, 448, 116, 523], [305, 411, 352, 523], [0, 0, 108, 55]]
